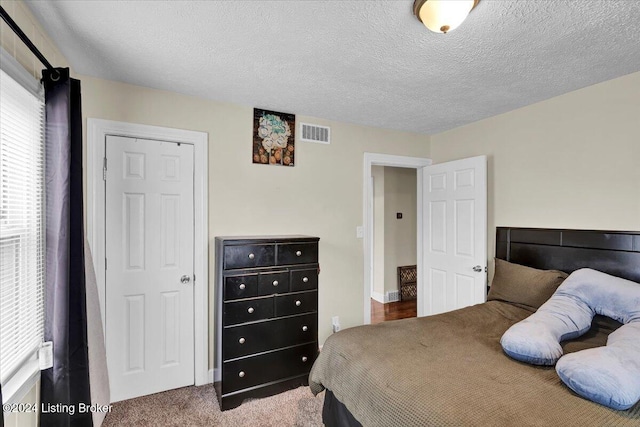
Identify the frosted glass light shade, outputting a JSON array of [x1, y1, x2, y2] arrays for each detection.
[[414, 0, 477, 34]]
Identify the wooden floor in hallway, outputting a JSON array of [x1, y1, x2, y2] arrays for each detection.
[[371, 298, 417, 324]]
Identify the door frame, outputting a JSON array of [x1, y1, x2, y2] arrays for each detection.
[[86, 118, 209, 387], [363, 153, 431, 324]]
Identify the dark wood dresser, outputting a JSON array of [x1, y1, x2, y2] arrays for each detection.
[[214, 235, 320, 410]]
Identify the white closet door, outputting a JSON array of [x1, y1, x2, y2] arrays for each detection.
[[105, 135, 194, 402]]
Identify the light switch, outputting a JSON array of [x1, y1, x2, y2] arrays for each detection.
[[356, 226, 364, 238]]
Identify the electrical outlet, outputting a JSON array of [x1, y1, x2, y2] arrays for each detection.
[[332, 316, 341, 333]]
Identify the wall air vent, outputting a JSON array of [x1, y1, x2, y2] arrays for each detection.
[[300, 122, 330, 144], [385, 290, 400, 303]]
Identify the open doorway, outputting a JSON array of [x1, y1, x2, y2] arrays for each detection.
[[371, 166, 418, 324], [364, 153, 488, 325], [363, 153, 431, 324]]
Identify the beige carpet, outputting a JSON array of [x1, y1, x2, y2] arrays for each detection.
[[102, 385, 325, 427]]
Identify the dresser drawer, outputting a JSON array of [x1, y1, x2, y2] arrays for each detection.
[[222, 342, 318, 394], [224, 244, 275, 270], [275, 291, 317, 317], [224, 297, 274, 326], [223, 313, 317, 360], [224, 274, 258, 301], [258, 271, 289, 296], [290, 268, 318, 292], [276, 242, 318, 265]]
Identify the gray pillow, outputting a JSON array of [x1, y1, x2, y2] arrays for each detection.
[[487, 258, 568, 311]]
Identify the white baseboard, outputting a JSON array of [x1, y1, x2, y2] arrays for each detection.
[[372, 291, 402, 303], [208, 369, 220, 384], [371, 291, 385, 303]]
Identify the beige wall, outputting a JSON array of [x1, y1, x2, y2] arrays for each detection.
[[383, 167, 417, 294], [371, 166, 418, 299], [0, 0, 69, 78], [2, 381, 39, 427], [79, 75, 431, 366], [372, 166, 385, 298], [431, 71, 640, 280]]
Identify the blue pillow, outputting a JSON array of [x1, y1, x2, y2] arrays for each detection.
[[556, 322, 640, 410], [501, 268, 640, 410]]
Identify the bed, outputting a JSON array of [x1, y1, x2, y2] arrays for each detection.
[[309, 227, 640, 426]]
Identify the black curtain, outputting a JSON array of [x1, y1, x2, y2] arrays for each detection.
[[40, 68, 92, 427]]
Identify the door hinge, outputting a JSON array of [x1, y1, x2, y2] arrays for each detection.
[[105, 257, 107, 270], [102, 157, 107, 180]]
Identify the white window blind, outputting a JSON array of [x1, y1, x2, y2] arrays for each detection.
[[0, 66, 45, 386]]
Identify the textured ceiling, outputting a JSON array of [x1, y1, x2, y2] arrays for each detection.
[[25, 1, 640, 135]]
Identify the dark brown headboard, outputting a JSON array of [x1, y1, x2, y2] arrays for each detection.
[[496, 227, 640, 283]]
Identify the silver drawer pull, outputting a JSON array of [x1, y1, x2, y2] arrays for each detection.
[[238, 371, 245, 378], [272, 280, 279, 286], [302, 277, 309, 283], [239, 337, 245, 344], [302, 356, 308, 362], [302, 325, 308, 332], [248, 253, 255, 260], [247, 307, 254, 314], [239, 283, 246, 290], [296, 250, 302, 256], [295, 300, 301, 307]]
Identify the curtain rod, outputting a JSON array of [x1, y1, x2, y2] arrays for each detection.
[[0, 5, 60, 78]]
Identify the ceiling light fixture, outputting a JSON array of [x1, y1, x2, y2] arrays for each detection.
[[413, 0, 479, 34]]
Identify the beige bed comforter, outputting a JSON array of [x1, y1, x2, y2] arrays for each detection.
[[309, 301, 640, 426]]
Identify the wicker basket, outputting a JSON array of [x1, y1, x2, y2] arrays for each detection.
[[397, 265, 417, 301]]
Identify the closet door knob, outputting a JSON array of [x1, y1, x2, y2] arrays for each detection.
[[239, 283, 246, 290], [238, 371, 245, 378], [238, 337, 245, 344], [295, 300, 301, 307], [301, 356, 308, 362], [247, 307, 254, 314], [302, 277, 309, 283], [302, 326, 308, 332], [296, 250, 302, 256], [272, 280, 279, 286], [248, 253, 255, 260]]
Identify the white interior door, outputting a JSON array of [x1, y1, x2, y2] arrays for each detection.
[[105, 135, 194, 402], [423, 155, 487, 315]]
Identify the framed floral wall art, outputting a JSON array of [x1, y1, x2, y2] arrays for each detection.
[[253, 108, 295, 166]]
